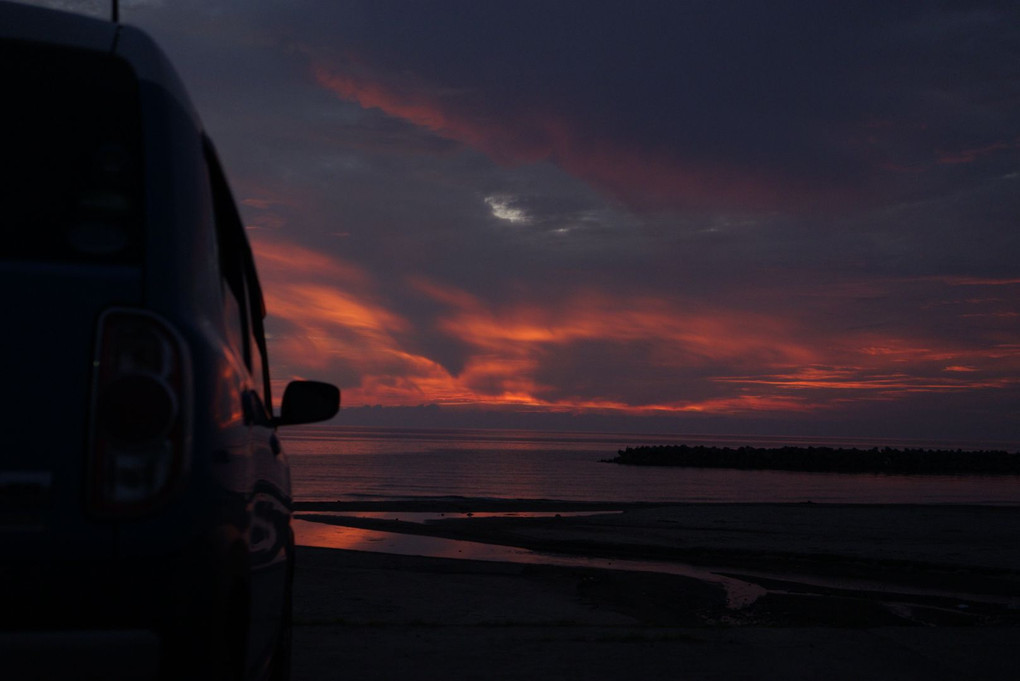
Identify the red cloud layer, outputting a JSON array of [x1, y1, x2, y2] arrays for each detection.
[[248, 234, 1019, 417]]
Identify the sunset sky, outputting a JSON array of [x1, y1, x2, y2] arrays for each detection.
[[37, 1, 1020, 441]]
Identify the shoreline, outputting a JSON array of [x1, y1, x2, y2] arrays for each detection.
[[294, 501, 1020, 620], [294, 498, 659, 513], [291, 501, 1020, 679], [293, 497, 1020, 512]]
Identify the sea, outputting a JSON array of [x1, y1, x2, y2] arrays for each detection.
[[281, 426, 1020, 506]]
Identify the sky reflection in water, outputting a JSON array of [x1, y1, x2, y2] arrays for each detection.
[[292, 518, 765, 608]]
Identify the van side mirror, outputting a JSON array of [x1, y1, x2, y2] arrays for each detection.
[[276, 380, 340, 426]]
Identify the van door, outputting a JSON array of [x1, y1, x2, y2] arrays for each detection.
[[204, 144, 292, 671]]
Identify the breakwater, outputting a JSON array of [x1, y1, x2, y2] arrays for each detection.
[[607, 445, 1020, 475]]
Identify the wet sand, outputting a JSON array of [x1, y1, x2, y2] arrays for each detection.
[[291, 502, 1020, 680]]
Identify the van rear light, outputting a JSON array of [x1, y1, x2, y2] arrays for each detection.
[[89, 309, 191, 516]]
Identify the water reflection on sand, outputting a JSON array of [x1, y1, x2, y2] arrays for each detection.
[[292, 518, 766, 608], [304, 510, 621, 523]]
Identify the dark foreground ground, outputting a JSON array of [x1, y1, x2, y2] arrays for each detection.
[[291, 503, 1020, 680]]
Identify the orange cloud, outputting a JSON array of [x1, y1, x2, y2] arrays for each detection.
[[251, 237, 1019, 418], [411, 278, 817, 366], [919, 275, 1020, 287], [253, 238, 371, 289], [719, 369, 1017, 393], [251, 235, 470, 405], [419, 279, 1020, 413], [937, 138, 1017, 165]]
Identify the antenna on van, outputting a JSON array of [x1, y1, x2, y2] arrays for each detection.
[[112, 0, 119, 23]]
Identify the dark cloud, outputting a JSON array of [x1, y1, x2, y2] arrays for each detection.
[[71, 0, 1020, 440], [279, 0, 1019, 210]]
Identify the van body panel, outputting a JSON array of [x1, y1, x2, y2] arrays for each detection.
[[0, 265, 142, 557]]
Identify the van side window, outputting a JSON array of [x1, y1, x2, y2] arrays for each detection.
[[206, 145, 248, 360], [204, 139, 273, 420], [244, 268, 273, 417], [222, 281, 245, 360]]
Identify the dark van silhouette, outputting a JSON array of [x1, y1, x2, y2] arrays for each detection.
[[0, 2, 339, 679]]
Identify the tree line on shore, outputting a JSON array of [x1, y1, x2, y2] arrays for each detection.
[[605, 445, 1020, 475]]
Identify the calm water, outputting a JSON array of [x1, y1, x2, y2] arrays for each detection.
[[281, 426, 1020, 505]]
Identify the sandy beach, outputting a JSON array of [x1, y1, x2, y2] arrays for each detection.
[[290, 502, 1020, 680]]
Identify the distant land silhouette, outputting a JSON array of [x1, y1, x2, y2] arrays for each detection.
[[607, 445, 1020, 475]]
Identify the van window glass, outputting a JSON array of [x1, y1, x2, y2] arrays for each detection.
[[222, 280, 245, 360], [205, 144, 250, 363], [205, 140, 273, 415], [244, 266, 273, 418], [0, 42, 144, 263], [247, 325, 269, 419], [247, 298, 265, 406]]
